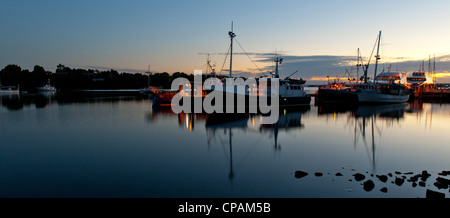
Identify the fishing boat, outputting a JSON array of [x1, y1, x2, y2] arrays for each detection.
[[317, 79, 357, 103], [318, 32, 409, 104], [353, 31, 409, 104], [205, 23, 311, 107], [376, 71, 405, 84], [37, 79, 56, 92], [271, 57, 311, 105], [407, 71, 431, 87], [0, 76, 19, 94], [0, 86, 20, 94], [152, 88, 179, 107]]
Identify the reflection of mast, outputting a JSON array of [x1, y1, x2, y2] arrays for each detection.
[[228, 127, 234, 181], [371, 115, 376, 171], [354, 115, 377, 171]]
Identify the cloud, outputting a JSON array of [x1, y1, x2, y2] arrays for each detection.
[[224, 53, 450, 84]]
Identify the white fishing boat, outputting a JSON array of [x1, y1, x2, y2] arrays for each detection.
[[205, 23, 311, 106], [353, 31, 409, 104], [37, 79, 56, 92], [271, 57, 311, 105]]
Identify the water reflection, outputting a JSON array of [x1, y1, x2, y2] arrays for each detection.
[[2, 94, 450, 197], [317, 103, 408, 171], [148, 106, 311, 184], [0, 92, 148, 111]]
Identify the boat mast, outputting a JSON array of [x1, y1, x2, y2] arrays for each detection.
[[147, 65, 151, 87], [433, 54, 436, 84], [274, 56, 282, 78], [373, 31, 381, 83], [356, 48, 362, 84], [228, 22, 236, 78]]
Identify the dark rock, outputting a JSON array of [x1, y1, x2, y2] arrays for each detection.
[[395, 171, 402, 175], [412, 182, 417, 188], [388, 173, 393, 177], [370, 174, 374, 177], [295, 171, 308, 179], [438, 170, 450, 176], [421, 170, 431, 181], [419, 181, 426, 187], [376, 175, 388, 183], [434, 182, 447, 189], [436, 177, 450, 186], [404, 172, 414, 175], [363, 180, 375, 192], [335, 172, 343, 176], [395, 177, 405, 186], [380, 187, 388, 193], [353, 173, 366, 181], [409, 175, 420, 182], [426, 189, 445, 199], [315, 172, 323, 177]]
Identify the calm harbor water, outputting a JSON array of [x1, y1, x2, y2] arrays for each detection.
[[1, 92, 449, 198]]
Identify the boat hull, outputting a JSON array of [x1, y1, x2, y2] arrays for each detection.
[[317, 88, 358, 103], [357, 90, 409, 104]]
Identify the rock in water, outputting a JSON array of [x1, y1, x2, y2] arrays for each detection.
[[353, 173, 366, 181], [421, 170, 431, 181], [295, 171, 308, 179], [380, 187, 388, 193], [335, 172, 343, 176], [434, 177, 450, 189], [434, 181, 448, 189], [438, 170, 450, 176], [376, 175, 388, 183], [363, 180, 375, 192], [426, 189, 445, 199], [395, 177, 405, 186], [436, 177, 450, 186], [315, 172, 323, 177]]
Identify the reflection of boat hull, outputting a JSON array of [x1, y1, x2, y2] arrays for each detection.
[[205, 113, 249, 128], [355, 103, 407, 118], [153, 92, 310, 109], [357, 89, 409, 104]]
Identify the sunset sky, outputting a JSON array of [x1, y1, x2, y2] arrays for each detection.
[[2, 0, 450, 83]]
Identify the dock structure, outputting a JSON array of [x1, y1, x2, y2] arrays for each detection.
[[410, 84, 450, 100]]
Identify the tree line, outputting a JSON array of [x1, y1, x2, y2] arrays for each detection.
[[0, 64, 204, 91]]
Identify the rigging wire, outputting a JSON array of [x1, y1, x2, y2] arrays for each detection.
[[234, 38, 265, 74]]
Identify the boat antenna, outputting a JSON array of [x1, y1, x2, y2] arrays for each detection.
[[286, 70, 298, 79], [228, 22, 236, 78], [373, 31, 382, 84]]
